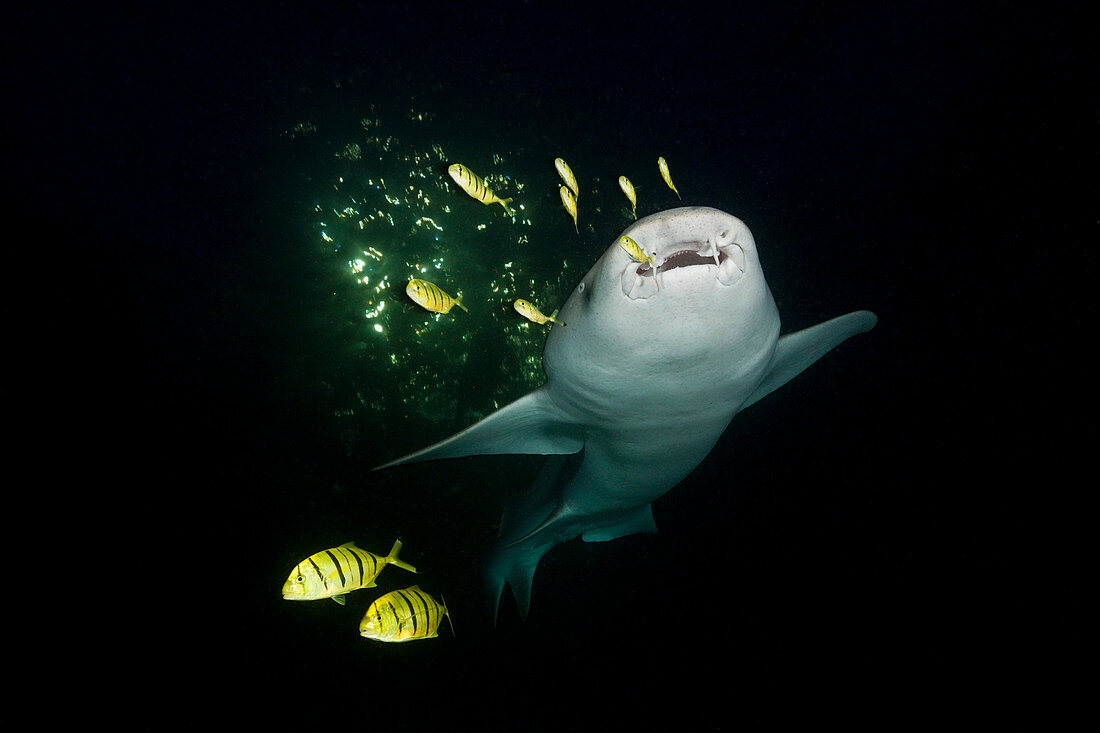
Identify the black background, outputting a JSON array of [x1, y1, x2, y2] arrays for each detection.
[[8, 2, 1091, 727]]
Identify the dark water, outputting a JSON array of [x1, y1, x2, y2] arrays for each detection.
[[14, 2, 1090, 727]]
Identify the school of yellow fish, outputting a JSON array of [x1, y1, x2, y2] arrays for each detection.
[[282, 539, 452, 642], [403, 155, 682, 326], [285, 154, 685, 643]]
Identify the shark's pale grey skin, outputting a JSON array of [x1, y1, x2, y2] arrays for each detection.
[[377, 206, 877, 620]]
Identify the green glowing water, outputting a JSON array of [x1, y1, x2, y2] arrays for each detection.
[[303, 109, 674, 445]]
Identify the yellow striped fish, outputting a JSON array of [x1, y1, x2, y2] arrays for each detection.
[[447, 163, 515, 217], [658, 156, 681, 199], [359, 586, 455, 642], [406, 278, 468, 314], [618, 175, 637, 219], [618, 235, 658, 268], [554, 157, 579, 198], [281, 540, 417, 605], [559, 185, 578, 233], [514, 298, 565, 326]]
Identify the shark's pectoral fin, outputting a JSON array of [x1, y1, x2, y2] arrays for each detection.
[[374, 387, 583, 470], [581, 504, 658, 542], [741, 310, 878, 411]]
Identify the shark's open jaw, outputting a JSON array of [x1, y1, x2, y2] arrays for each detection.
[[621, 239, 747, 300]]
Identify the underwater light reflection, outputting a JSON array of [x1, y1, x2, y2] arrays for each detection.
[[309, 116, 573, 433]]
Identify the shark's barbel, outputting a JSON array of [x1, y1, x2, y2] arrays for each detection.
[[376, 207, 876, 621]]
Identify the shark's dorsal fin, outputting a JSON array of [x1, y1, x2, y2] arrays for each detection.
[[740, 310, 878, 412], [375, 387, 583, 470]]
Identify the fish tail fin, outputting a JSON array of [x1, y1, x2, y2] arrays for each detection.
[[385, 539, 418, 573], [548, 309, 566, 327], [500, 198, 515, 217], [454, 295, 469, 313], [441, 595, 456, 637]]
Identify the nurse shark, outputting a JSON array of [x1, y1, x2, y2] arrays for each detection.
[[377, 206, 877, 620]]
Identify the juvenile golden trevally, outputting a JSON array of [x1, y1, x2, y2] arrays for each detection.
[[447, 163, 514, 217], [359, 586, 454, 643], [514, 298, 566, 326], [618, 175, 637, 219], [618, 234, 658, 268], [554, 157, 579, 198], [282, 540, 417, 605], [658, 156, 681, 200], [559, 185, 578, 234], [407, 278, 469, 314]]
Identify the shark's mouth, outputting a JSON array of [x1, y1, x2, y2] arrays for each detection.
[[622, 239, 746, 300]]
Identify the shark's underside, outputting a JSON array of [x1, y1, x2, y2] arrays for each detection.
[[377, 207, 876, 620]]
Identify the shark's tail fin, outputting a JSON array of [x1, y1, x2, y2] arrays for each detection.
[[483, 453, 584, 623], [483, 539, 552, 623]]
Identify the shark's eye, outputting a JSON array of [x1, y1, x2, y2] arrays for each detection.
[[576, 280, 593, 306]]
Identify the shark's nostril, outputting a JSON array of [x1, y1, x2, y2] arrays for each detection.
[[622, 265, 659, 299]]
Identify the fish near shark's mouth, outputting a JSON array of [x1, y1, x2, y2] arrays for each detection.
[[621, 239, 747, 300]]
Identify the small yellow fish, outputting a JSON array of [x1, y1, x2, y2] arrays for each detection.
[[658, 156, 681, 200], [618, 235, 658, 268], [359, 586, 455, 643], [447, 163, 514, 217], [559, 185, 578, 233], [618, 175, 637, 219], [406, 278, 468, 314], [282, 540, 417, 605], [514, 299, 565, 326], [554, 157, 579, 198]]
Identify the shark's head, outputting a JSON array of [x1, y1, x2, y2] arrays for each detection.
[[545, 207, 780, 402]]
